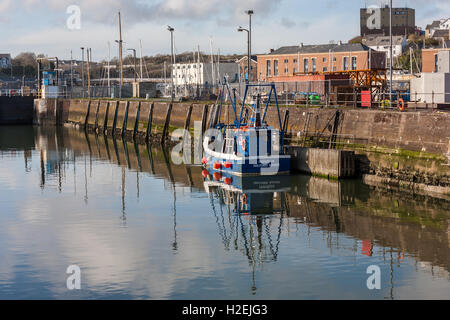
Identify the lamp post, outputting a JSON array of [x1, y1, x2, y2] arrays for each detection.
[[238, 26, 250, 83], [80, 47, 85, 93], [245, 10, 253, 82], [167, 25, 175, 101]]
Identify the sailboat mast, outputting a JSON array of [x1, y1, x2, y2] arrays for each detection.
[[107, 41, 111, 96], [139, 40, 144, 81], [210, 38, 215, 89]]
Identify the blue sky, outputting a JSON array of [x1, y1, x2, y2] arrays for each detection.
[[1, 0, 449, 60]]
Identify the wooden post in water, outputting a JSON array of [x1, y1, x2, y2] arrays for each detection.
[[84, 100, 91, 127], [147, 102, 154, 141], [161, 103, 173, 144], [184, 104, 193, 132], [201, 104, 208, 134]]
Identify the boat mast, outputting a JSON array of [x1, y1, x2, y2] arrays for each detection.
[[210, 38, 215, 90], [139, 40, 144, 81], [197, 45, 200, 99]]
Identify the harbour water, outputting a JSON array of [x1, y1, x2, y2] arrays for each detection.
[[0, 126, 448, 299]]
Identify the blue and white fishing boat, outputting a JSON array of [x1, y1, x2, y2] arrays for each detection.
[[202, 82, 290, 176]]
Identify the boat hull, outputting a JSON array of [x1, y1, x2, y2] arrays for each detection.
[[205, 154, 291, 176]]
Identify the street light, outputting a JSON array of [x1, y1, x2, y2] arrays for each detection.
[[238, 26, 250, 83], [245, 10, 253, 82], [167, 25, 175, 101], [80, 47, 85, 91]]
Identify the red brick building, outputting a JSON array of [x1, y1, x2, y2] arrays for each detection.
[[236, 55, 257, 82], [256, 43, 386, 82], [422, 48, 450, 73]]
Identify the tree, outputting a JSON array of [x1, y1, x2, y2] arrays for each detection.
[[12, 52, 37, 67], [396, 49, 422, 73]]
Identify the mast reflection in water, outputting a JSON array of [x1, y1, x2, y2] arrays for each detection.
[[0, 126, 448, 300]]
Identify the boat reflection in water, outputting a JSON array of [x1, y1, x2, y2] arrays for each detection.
[[203, 171, 292, 293], [203, 171, 291, 215]]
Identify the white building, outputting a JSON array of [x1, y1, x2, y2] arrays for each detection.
[[363, 35, 408, 59], [172, 62, 239, 87], [426, 18, 450, 38]]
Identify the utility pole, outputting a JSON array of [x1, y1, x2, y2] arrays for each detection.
[[80, 47, 85, 95], [168, 25, 175, 101], [389, 0, 393, 104]]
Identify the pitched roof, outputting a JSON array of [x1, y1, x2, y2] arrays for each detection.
[[0, 54, 11, 59], [262, 43, 371, 56], [432, 29, 450, 38], [237, 55, 258, 63], [363, 35, 406, 46], [426, 20, 441, 30]]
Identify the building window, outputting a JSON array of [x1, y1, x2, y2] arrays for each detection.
[[284, 59, 289, 64], [304, 59, 309, 73], [274, 60, 279, 76], [293, 59, 297, 63], [285, 67, 289, 75], [293, 68, 297, 74], [352, 57, 357, 70], [312, 58, 316, 72], [266, 60, 271, 76], [323, 57, 327, 63], [343, 57, 349, 71], [323, 67, 327, 72], [333, 66, 336, 72]]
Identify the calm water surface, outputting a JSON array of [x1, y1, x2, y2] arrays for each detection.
[[0, 126, 449, 299]]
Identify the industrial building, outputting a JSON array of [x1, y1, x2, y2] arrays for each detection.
[[360, 6, 415, 36]]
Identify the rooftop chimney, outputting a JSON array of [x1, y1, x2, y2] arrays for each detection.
[[337, 40, 342, 46], [269, 48, 274, 53], [299, 42, 304, 48]]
